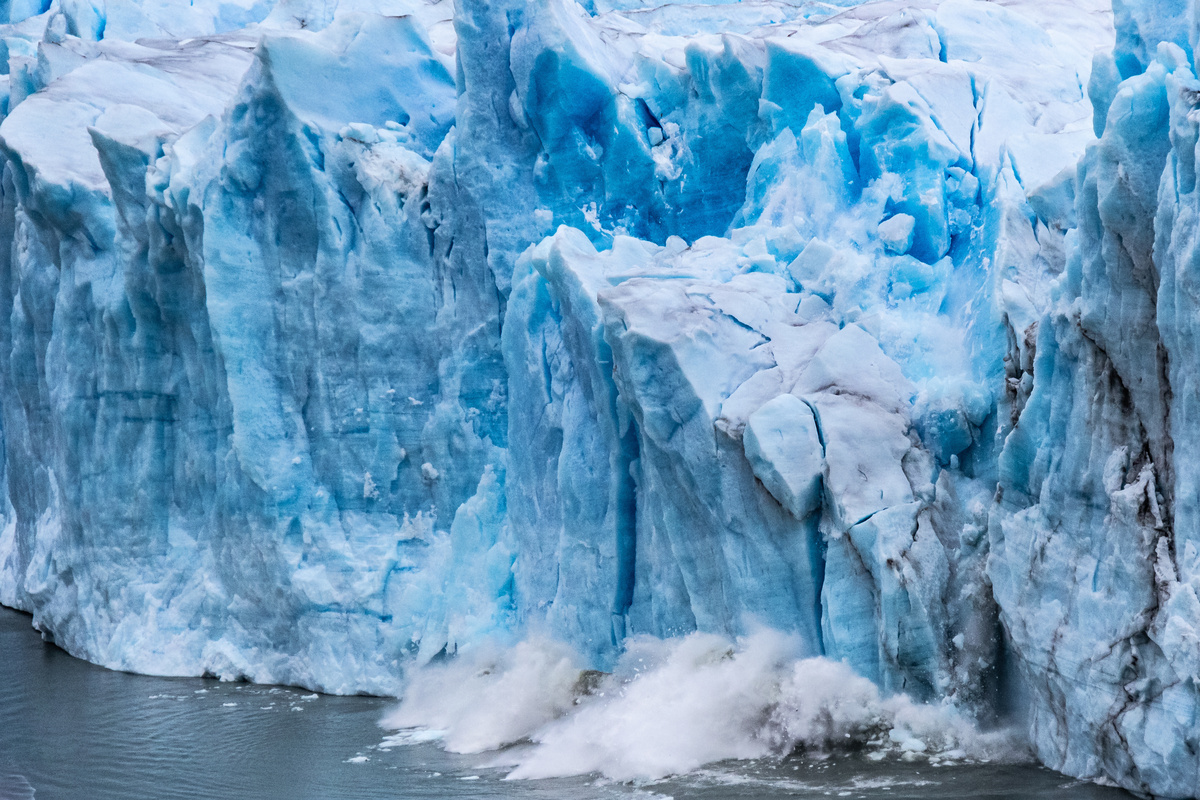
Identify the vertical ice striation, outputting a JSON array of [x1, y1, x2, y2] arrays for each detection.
[[990, 3, 1200, 794], [4, 0, 1200, 795], [0, 2, 510, 693]]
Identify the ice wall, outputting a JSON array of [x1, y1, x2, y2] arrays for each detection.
[[990, 2, 1200, 796], [497, 0, 1110, 704], [4, 0, 1199, 796], [0, 1, 510, 694]]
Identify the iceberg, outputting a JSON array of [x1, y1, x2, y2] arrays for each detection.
[[0, 0, 1198, 795]]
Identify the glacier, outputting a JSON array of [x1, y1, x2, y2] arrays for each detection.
[[0, 0, 1198, 794]]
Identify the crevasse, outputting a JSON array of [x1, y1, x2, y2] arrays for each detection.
[[0, 0, 1196, 795]]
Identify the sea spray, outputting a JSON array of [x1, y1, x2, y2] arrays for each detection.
[[380, 638, 583, 753], [381, 630, 1027, 781]]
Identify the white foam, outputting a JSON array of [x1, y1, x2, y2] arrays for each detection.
[[381, 631, 1026, 782], [380, 728, 448, 747], [380, 637, 583, 753]]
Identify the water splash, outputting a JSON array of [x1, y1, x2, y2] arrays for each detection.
[[380, 630, 1027, 782]]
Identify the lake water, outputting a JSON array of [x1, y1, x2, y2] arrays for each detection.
[[0, 606, 1135, 800]]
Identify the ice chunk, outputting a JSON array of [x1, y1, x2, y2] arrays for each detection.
[[878, 213, 915, 255], [742, 394, 824, 520]]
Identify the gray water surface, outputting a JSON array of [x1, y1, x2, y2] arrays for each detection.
[[0, 606, 1134, 800]]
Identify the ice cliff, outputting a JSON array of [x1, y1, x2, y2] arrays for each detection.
[[1, 0, 1198, 795]]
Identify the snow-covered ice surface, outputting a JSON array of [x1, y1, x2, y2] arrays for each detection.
[[0, 0, 1196, 795]]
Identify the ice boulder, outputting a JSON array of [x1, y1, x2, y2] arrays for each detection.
[[742, 394, 824, 521]]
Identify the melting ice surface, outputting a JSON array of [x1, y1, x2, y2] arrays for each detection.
[[0, 0, 1199, 796]]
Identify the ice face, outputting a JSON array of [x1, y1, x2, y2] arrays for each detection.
[[990, 11, 1200, 795], [0, 2, 505, 694], [1, 0, 1197, 795]]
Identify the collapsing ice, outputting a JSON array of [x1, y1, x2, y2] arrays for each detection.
[[381, 631, 1024, 782]]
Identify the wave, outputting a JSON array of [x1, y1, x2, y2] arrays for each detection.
[[379, 630, 1026, 782]]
